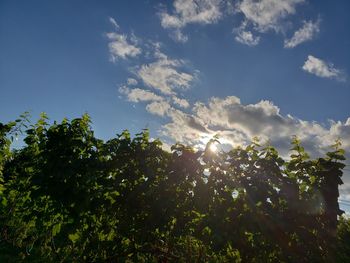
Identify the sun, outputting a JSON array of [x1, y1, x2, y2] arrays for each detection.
[[209, 143, 218, 153]]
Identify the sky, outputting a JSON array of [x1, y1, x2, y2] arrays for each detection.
[[1, 0, 350, 211]]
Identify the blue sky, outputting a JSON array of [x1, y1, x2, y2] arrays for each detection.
[[1, 0, 350, 210]]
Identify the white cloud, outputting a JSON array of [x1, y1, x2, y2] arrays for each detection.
[[105, 20, 198, 97], [302, 55, 345, 81], [284, 19, 320, 48], [172, 96, 190, 108], [234, 27, 260, 46], [127, 78, 138, 86], [161, 108, 210, 146], [159, 0, 315, 48], [160, 0, 223, 28], [136, 51, 194, 95], [146, 100, 172, 116], [238, 0, 305, 32], [172, 29, 189, 43], [108, 17, 120, 30], [327, 118, 350, 149], [340, 182, 350, 211], [119, 86, 163, 103], [192, 97, 319, 147], [106, 18, 141, 61], [154, 96, 350, 161], [232, 0, 308, 46], [159, 0, 224, 42]]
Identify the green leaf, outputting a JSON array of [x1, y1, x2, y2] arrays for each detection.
[[52, 223, 62, 237], [68, 233, 80, 243]]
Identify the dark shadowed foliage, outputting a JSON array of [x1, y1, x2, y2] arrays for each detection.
[[0, 114, 349, 262]]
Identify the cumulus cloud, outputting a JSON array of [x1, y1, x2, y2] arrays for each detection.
[[153, 96, 350, 161], [159, 0, 224, 42], [136, 51, 194, 95], [191, 97, 325, 153], [302, 55, 345, 81], [106, 17, 141, 61], [284, 19, 320, 48], [161, 108, 210, 146]]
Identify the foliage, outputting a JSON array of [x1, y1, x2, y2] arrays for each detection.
[[0, 114, 348, 262], [335, 215, 350, 262]]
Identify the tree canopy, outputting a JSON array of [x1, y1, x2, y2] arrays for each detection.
[[0, 114, 349, 262]]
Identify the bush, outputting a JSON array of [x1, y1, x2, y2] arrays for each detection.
[[0, 114, 347, 262]]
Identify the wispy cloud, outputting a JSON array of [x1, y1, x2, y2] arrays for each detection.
[[159, 0, 224, 42], [234, 21, 260, 46], [105, 18, 198, 111], [233, 0, 309, 46], [106, 17, 141, 61], [238, 0, 305, 32], [127, 78, 138, 86], [108, 17, 120, 30], [302, 55, 346, 81], [158, 0, 319, 48], [172, 96, 190, 108], [284, 19, 320, 48], [146, 100, 172, 116], [171, 29, 189, 43], [119, 86, 164, 103]]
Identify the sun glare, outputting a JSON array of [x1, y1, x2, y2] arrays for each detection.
[[209, 143, 218, 153]]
